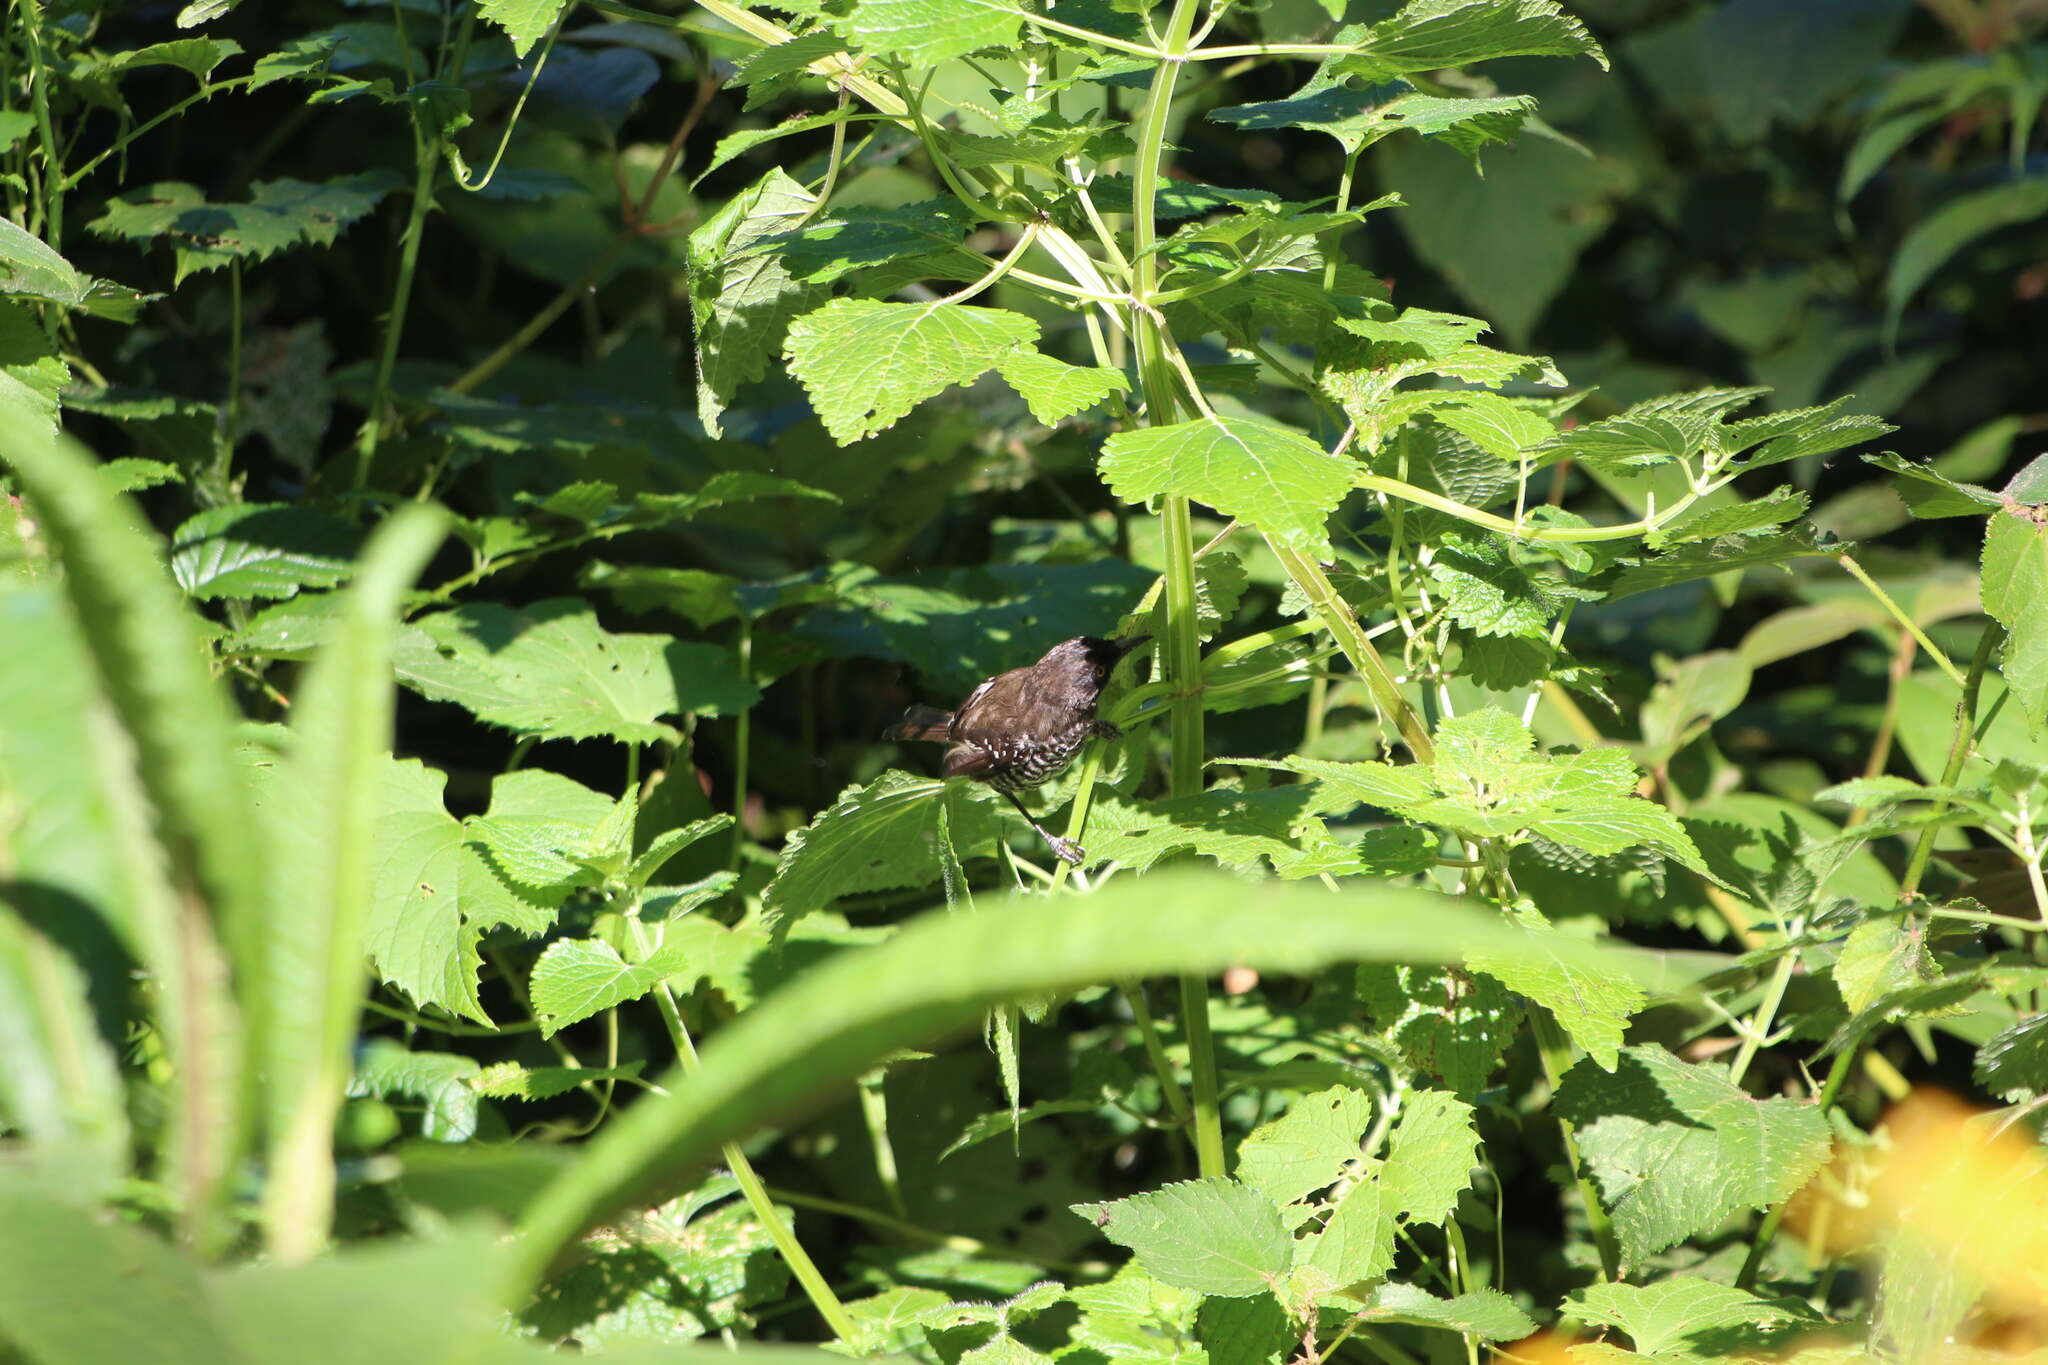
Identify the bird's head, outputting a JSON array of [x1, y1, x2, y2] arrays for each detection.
[[1036, 634, 1151, 698]]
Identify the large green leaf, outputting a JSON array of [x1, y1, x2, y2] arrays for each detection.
[[0, 217, 148, 321], [1075, 1180, 1293, 1298], [1236, 1087, 1375, 1207], [1554, 1047, 1833, 1269], [90, 174, 402, 285], [394, 600, 756, 744], [849, 0, 1023, 67], [1568, 1277, 1815, 1361], [169, 503, 363, 601], [0, 300, 69, 433], [256, 506, 445, 1261], [784, 299, 1039, 443], [1100, 414, 1351, 556], [1332, 0, 1606, 82], [1982, 503, 2048, 732]]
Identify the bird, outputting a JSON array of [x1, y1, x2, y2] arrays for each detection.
[[885, 635, 1150, 865]]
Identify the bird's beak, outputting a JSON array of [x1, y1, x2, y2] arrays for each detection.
[[1114, 634, 1152, 659]]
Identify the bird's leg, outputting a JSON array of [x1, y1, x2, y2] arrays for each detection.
[[1003, 789, 1084, 866], [1090, 718, 1122, 741]]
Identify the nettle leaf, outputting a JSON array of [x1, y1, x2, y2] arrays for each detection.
[[996, 351, 1129, 424], [1554, 1047, 1833, 1269], [1353, 1284, 1536, 1341], [1301, 1178, 1395, 1289], [1467, 915, 1644, 1069], [0, 215, 149, 321], [469, 1059, 645, 1101], [1356, 965, 1520, 1097], [1602, 524, 1837, 601], [477, 0, 570, 57], [169, 503, 362, 601], [351, 1040, 482, 1141], [1425, 531, 1597, 639], [1380, 1091, 1478, 1227], [1832, 918, 1937, 1016], [1333, 0, 1607, 83], [0, 301, 68, 433], [1075, 1180, 1293, 1297], [1568, 1278, 1817, 1359], [849, 0, 1023, 66], [1081, 785, 1322, 873], [1983, 503, 2048, 731], [1237, 1086, 1375, 1207], [83, 37, 242, 82], [769, 200, 974, 284], [1976, 1014, 2048, 1099], [1649, 486, 1809, 547], [369, 759, 560, 1024], [464, 768, 617, 890], [1101, 414, 1351, 556], [395, 601, 755, 744], [1430, 392, 1555, 459], [90, 174, 401, 285], [690, 168, 827, 438], [530, 937, 692, 1036], [785, 300, 1039, 443], [1215, 84, 1537, 166], [761, 772, 1005, 933], [1864, 452, 2006, 518]]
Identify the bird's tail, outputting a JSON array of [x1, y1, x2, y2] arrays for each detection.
[[884, 705, 955, 743]]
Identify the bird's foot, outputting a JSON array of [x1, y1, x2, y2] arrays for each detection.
[[1091, 719, 1123, 742], [1046, 835, 1086, 866]]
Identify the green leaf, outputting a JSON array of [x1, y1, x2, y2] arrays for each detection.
[[1236, 1087, 1375, 1207], [1080, 785, 1321, 873], [761, 772, 1005, 934], [1380, 1091, 1477, 1227], [1357, 966, 1520, 1097], [997, 350, 1129, 423], [1468, 917, 1645, 1069], [0, 217, 148, 321], [689, 168, 826, 438], [1100, 414, 1351, 556], [784, 299, 1039, 443], [1333, 0, 1606, 82], [1425, 531, 1594, 639], [1602, 525, 1837, 601], [169, 503, 363, 601], [1886, 176, 2048, 338], [1832, 918, 1937, 1015], [0, 299, 68, 433], [367, 758, 559, 1023], [1554, 1047, 1833, 1269], [1353, 1284, 1536, 1341], [1568, 1277, 1814, 1361], [849, 0, 1023, 66], [477, 0, 570, 57], [530, 938, 691, 1037], [1302, 1179, 1394, 1289], [1431, 392, 1555, 459], [1075, 1180, 1293, 1297], [90, 174, 401, 285], [730, 31, 852, 86], [351, 1039, 483, 1141], [1638, 651, 1753, 765], [1864, 451, 2007, 518], [772, 200, 973, 284], [696, 110, 873, 185], [1652, 487, 1810, 546], [257, 506, 445, 1259], [1983, 504, 2048, 732], [394, 600, 756, 744], [470, 1059, 646, 1102], [465, 769, 620, 889], [1210, 85, 1536, 163], [87, 37, 242, 82], [1976, 1014, 2048, 1099]]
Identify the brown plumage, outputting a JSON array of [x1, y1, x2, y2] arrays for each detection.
[[885, 635, 1149, 864]]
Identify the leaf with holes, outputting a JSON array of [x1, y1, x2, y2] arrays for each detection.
[[1075, 1180, 1293, 1298]]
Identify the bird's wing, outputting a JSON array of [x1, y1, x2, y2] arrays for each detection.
[[949, 666, 1068, 746], [884, 705, 955, 743], [942, 743, 994, 780]]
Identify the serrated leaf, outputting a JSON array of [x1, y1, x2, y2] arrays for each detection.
[[997, 350, 1128, 424], [1468, 919, 1643, 1069], [463, 769, 616, 889], [1076, 1180, 1292, 1297], [0, 300, 68, 434], [731, 30, 851, 85], [785, 299, 1038, 443], [1080, 785, 1318, 873], [1302, 1179, 1394, 1288], [1333, 0, 1607, 83], [1358, 966, 1521, 1096], [1603, 525, 1836, 601], [1425, 531, 1594, 639], [477, 0, 570, 57], [1355, 1284, 1535, 1341], [690, 168, 826, 438], [771, 200, 972, 284], [169, 503, 362, 601], [1568, 1278, 1814, 1361], [849, 0, 1023, 65], [1555, 1047, 1833, 1269], [530, 938, 690, 1036], [0, 219, 148, 322], [1864, 452, 2006, 518], [1380, 1091, 1477, 1227], [1983, 505, 2048, 732], [1237, 1087, 1374, 1207], [90, 174, 400, 285], [368, 759, 558, 1023], [761, 772, 1005, 933], [1654, 487, 1809, 546], [1431, 392, 1555, 459], [351, 1040, 481, 1141], [469, 1060, 646, 1101], [1833, 918, 1936, 1016], [1976, 1014, 2048, 1098], [394, 600, 756, 744], [1101, 414, 1351, 556]]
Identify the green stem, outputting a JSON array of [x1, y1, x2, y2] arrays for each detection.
[[20, 3, 64, 244], [354, 127, 440, 488], [630, 920, 858, 1344], [730, 617, 753, 871], [1726, 944, 1797, 1088], [1271, 545, 1434, 763], [1120, 979, 1196, 1130], [1530, 1006, 1621, 1282], [219, 258, 243, 494], [1901, 623, 2003, 897], [1177, 970, 1226, 1176], [1839, 553, 1967, 687]]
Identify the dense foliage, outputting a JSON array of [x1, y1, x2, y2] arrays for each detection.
[[3, 0, 2048, 1361]]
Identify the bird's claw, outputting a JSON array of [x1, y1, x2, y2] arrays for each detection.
[[1091, 720, 1122, 741], [1048, 836, 1086, 866]]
